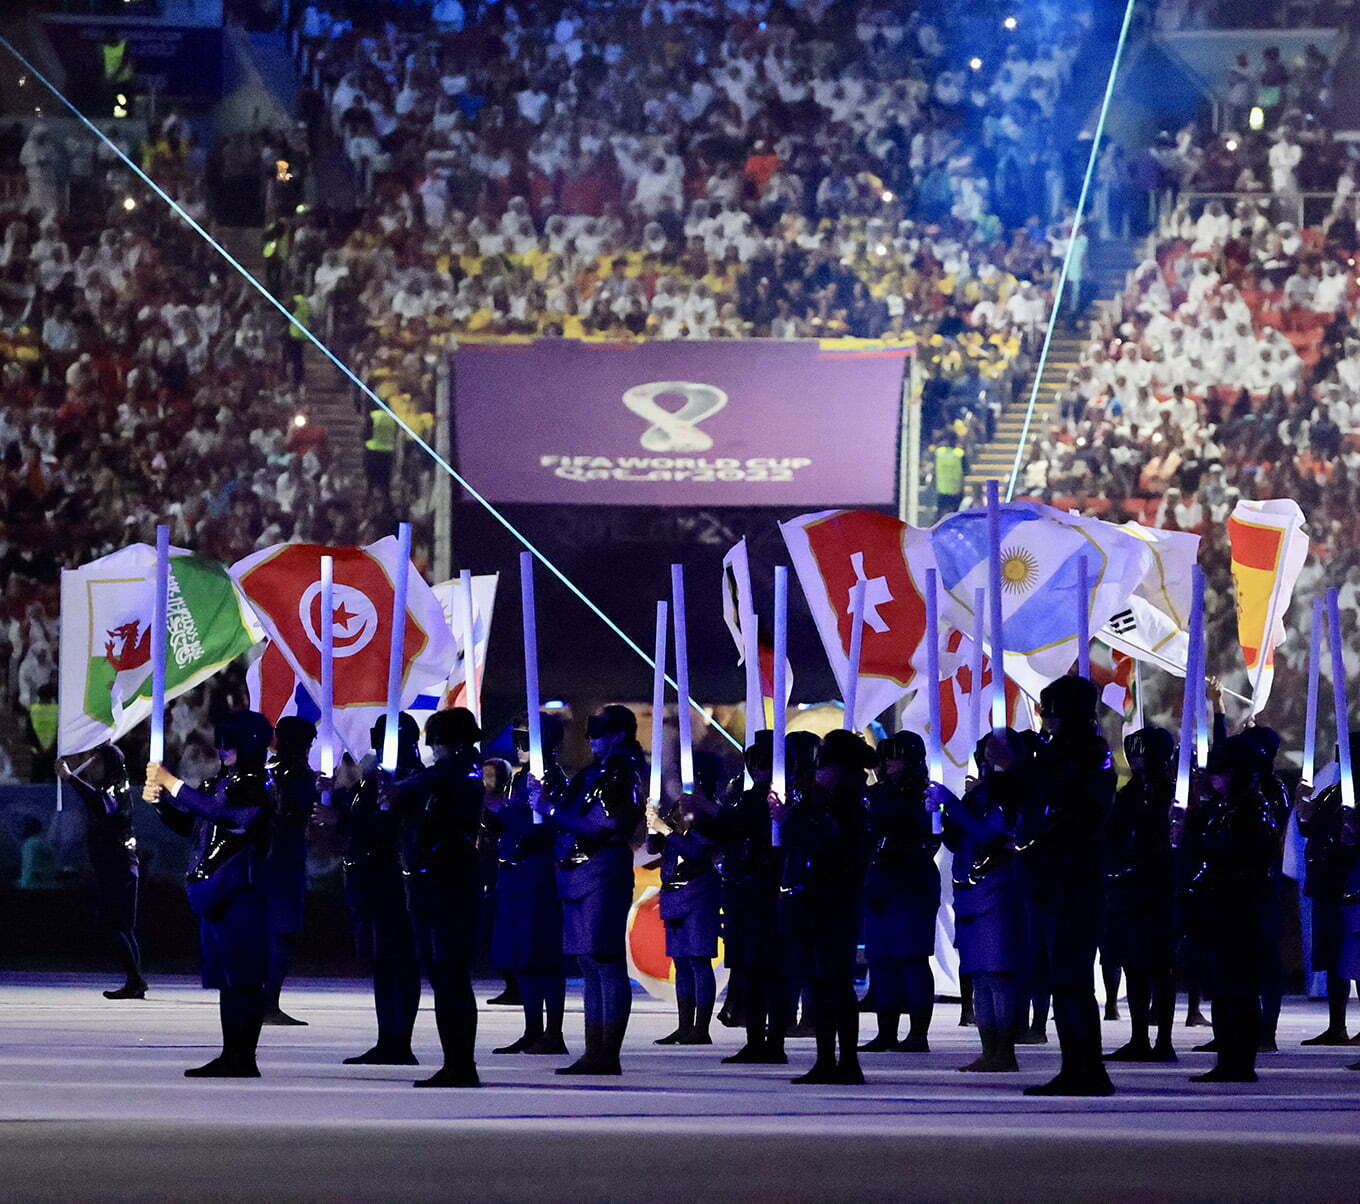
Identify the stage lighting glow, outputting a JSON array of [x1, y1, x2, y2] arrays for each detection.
[[544, 699, 567, 710], [1225, 138, 1238, 151], [293, 413, 307, 427], [17, 75, 24, 87], [1003, 15, 1018, 29], [122, 196, 136, 211], [1248, 106, 1264, 130], [881, 189, 894, 202], [969, 56, 983, 70], [875, 243, 888, 255]]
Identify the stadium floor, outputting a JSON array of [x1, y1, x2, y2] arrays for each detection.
[[2, 975, 1358, 1201]]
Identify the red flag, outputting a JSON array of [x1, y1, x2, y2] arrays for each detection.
[[230, 537, 454, 757], [781, 509, 937, 724]]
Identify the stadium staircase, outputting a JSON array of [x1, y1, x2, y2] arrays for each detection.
[[963, 234, 1137, 498], [214, 227, 364, 481]]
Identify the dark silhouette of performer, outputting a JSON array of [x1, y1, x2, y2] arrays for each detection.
[[1019, 677, 1117, 1096], [861, 732, 940, 1053], [704, 732, 792, 1065], [530, 704, 646, 1076], [777, 729, 871, 1085], [1103, 726, 1178, 1063], [1181, 733, 1282, 1083], [647, 778, 721, 1047], [143, 711, 275, 1077], [945, 729, 1035, 1074], [61, 744, 147, 1000], [336, 713, 423, 1066], [380, 708, 485, 1087], [486, 714, 569, 1055], [263, 716, 318, 1026]]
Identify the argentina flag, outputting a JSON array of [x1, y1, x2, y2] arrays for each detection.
[[931, 502, 1152, 684]]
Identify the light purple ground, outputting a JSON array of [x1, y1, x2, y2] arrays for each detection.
[[2, 975, 1358, 1200]]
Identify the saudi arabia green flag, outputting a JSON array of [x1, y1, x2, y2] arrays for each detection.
[[58, 544, 262, 756]]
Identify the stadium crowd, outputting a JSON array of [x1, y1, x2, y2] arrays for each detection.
[[1017, 102, 1360, 738], [0, 117, 420, 779], [271, 0, 1104, 461]]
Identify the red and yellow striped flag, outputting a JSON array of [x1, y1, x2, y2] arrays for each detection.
[[1226, 499, 1309, 717]]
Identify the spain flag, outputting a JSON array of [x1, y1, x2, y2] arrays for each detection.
[[1226, 499, 1309, 717]]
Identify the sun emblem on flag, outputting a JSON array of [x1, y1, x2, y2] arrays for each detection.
[[1000, 547, 1039, 594]]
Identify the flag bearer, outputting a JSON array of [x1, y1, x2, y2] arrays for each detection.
[[335, 714, 422, 1067], [143, 712, 275, 1078], [60, 744, 147, 1001], [379, 708, 486, 1087], [529, 705, 647, 1076]]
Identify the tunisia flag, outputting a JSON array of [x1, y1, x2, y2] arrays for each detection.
[[231, 537, 455, 758], [780, 509, 940, 726]]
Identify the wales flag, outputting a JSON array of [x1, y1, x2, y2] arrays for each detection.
[[58, 544, 262, 756]]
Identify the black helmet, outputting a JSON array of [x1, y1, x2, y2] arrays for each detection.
[[818, 728, 876, 772], [1124, 725, 1174, 768], [426, 707, 482, 748], [1040, 675, 1099, 725], [878, 731, 926, 769], [369, 711, 419, 754], [513, 711, 565, 755], [744, 729, 773, 777], [214, 711, 274, 768], [275, 716, 318, 759], [78, 743, 128, 790], [587, 704, 637, 741], [785, 730, 821, 780]]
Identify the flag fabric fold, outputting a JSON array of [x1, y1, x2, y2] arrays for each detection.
[[780, 509, 936, 725], [59, 544, 261, 756], [722, 537, 790, 721], [230, 537, 454, 759], [932, 500, 1152, 685], [1227, 498, 1309, 717]]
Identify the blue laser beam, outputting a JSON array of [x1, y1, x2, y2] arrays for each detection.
[[1004, 0, 1140, 503]]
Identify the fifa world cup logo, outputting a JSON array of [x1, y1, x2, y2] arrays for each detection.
[[622, 381, 728, 452]]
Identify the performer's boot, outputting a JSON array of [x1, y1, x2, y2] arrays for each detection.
[[656, 995, 694, 1045], [859, 1011, 899, 1051], [556, 1024, 617, 1075], [678, 1003, 713, 1045]]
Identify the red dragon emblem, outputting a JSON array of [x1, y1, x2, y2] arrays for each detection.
[[104, 620, 151, 672]]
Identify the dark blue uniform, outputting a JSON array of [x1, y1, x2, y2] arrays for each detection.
[[1103, 756, 1177, 1060], [1018, 680, 1117, 1097], [485, 762, 568, 1053], [779, 779, 868, 1082], [384, 748, 484, 1085], [263, 756, 316, 1018], [68, 766, 144, 996], [703, 777, 790, 1062], [943, 743, 1029, 1074], [153, 765, 272, 1076], [648, 801, 721, 1046], [544, 745, 646, 1074], [1182, 761, 1280, 1081], [337, 755, 422, 1064]]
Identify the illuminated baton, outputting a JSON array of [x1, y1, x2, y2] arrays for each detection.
[[649, 599, 668, 807], [148, 524, 170, 766], [670, 564, 694, 794], [458, 568, 480, 728], [1076, 554, 1091, 679], [380, 522, 411, 772], [925, 568, 945, 835], [1326, 588, 1355, 811], [771, 565, 789, 847], [986, 481, 1006, 729], [1174, 564, 1205, 810], [319, 554, 336, 807], [843, 578, 867, 732], [1302, 596, 1323, 790], [969, 587, 985, 756], [520, 552, 544, 821]]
